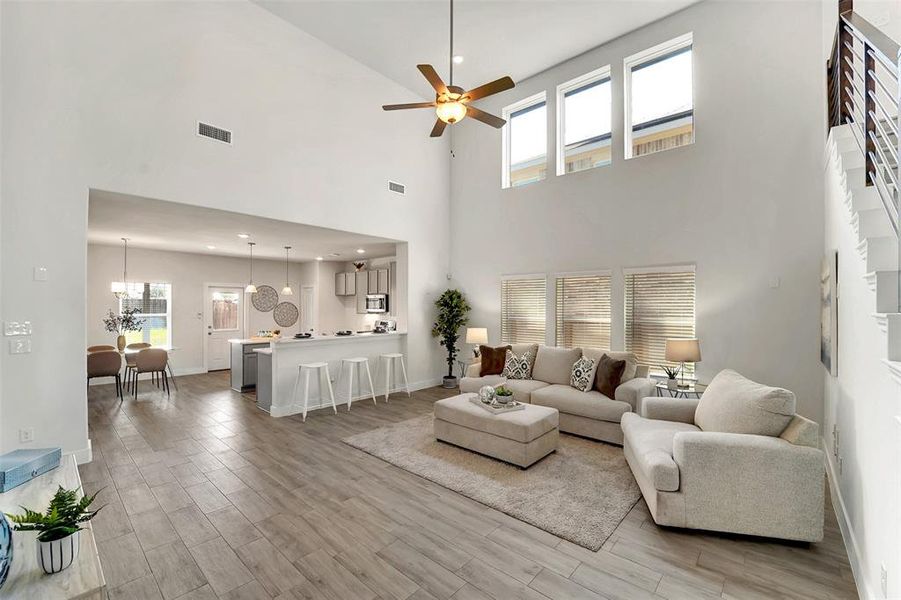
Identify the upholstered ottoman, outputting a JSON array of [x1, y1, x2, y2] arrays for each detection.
[[434, 394, 559, 468]]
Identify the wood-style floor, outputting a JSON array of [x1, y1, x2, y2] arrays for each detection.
[[80, 371, 858, 600]]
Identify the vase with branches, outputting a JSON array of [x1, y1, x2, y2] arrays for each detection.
[[102, 307, 144, 351], [431, 289, 471, 388]]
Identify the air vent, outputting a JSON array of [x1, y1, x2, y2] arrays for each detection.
[[388, 180, 406, 195], [197, 121, 232, 145]]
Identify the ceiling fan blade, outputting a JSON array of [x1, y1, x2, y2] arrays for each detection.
[[382, 102, 436, 111], [464, 76, 515, 102], [417, 64, 448, 95], [430, 119, 447, 138], [466, 106, 506, 129]]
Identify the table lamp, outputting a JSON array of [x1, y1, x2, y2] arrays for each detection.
[[466, 327, 488, 358], [665, 339, 701, 389]]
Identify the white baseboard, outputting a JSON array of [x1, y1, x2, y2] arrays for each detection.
[[270, 377, 444, 418], [72, 441, 93, 465], [823, 435, 874, 600]]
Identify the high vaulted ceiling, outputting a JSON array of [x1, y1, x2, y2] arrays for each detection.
[[255, 0, 703, 98]]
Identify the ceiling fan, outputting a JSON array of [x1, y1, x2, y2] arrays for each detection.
[[382, 0, 515, 138]]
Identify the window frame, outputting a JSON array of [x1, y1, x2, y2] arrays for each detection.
[[553, 269, 612, 349], [500, 273, 548, 345], [501, 91, 548, 189], [555, 66, 612, 177], [623, 32, 694, 160], [116, 281, 173, 347]]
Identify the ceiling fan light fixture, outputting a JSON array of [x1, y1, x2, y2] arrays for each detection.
[[436, 100, 467, 124]]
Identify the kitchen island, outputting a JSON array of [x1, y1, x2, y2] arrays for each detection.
[[253, 332, 407, 417]]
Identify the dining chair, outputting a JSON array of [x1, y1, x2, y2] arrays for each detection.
[[134, 348, 170, 398], [124, 342, 151, 391], [87, 350, 123, 401], [87, 345, 116, 353]]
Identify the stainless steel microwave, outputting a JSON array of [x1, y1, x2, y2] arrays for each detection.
[[365, 294, 388, 313]]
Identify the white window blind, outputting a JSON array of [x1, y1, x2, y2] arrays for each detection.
[[624, 268, 695, 374], [555, 274, 611, 349], [501, 277, 546, 345]]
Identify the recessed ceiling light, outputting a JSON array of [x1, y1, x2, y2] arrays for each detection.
[[237, 233, 250, 239], [328, 252, 341, 257], [206, 245, 216, 250], [452, 55, 464, 64], [315, 256, 323, 261], [356, 248, 366, 254]]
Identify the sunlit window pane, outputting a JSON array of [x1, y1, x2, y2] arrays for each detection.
[[629, 45, 694, 158], [509, 101, 547, 187], [563, 77, 611, 173]]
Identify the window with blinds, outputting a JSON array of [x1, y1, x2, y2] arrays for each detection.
[[501, 277, 547, 345], [624, 268, 695, 374], [117, 282, 172, 346], [555, 274, 611, 349]]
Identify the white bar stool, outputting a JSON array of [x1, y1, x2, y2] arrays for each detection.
[[379, 353, 410, 402], [292, 362, 337, 422], [339, 357, 377, 410]]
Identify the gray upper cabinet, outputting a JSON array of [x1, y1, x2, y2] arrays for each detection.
[[377, 269, 389, 294], [368, 270, 378, 293], [356, 271, 368, 313], [334, 272, 357, 297]]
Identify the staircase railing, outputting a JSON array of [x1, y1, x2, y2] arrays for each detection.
[[828, 10, 900, 313]]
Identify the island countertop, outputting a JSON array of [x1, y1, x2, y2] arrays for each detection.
[[231, 331, 405, 346]]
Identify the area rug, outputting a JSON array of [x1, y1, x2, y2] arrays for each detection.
[[343, 415, 641, 550]]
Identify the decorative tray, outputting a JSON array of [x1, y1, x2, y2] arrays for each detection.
[[469, 396, 525, 415]]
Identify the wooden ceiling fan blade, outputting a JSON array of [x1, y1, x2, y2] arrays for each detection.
[[466, 106, 506, 128], [430, 119, 447, 138], [464, 76, 515, 102], [417, 64, 448, 95], [382, 102, 436, 111]]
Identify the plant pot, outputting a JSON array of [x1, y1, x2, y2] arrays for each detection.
[[495, 394, 513, 405], [116, 335, 126, 352], [666, 378, 678, 390], [0, 514, 12, 590], [36, 531, 79, 574], [442, 376, 458, 389]]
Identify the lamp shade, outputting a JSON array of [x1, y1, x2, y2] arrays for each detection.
[[466, 327, 488, 345], [665, 339, 701, 363]]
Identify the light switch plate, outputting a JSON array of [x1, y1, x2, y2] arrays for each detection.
[[33, 267, 48, 281], [4, 321, 32, 336], [9, 338, 32, 354]]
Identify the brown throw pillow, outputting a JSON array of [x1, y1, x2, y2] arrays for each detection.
[[594, 354, 626, 398], [479, 345, 511, 376]]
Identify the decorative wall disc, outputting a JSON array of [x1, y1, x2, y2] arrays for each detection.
[[273, 301, 299, 327], [251, 285, 278, 312]]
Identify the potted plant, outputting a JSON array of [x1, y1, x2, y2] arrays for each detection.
[[495, 386, 514, 404], [102, 307, 144, 351], [662, 365, 680, 390], [431, 289, 471, 389], [6, 486, 103, 574]]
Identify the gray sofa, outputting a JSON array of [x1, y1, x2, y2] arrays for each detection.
[[461, 344, 655, 444], [622, 369, 824, 542]]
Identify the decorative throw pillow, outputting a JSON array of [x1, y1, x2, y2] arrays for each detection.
[[479, 345, 511, 376], [503, 350, 534, 379], [594, 354, 626, 398], [570, 356, 596, 392]]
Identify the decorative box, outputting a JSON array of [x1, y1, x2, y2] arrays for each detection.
[[0, 448, 61, 493]]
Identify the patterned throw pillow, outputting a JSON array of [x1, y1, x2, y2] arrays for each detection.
[[570, 356, 596, 392], [503, 350, 534, 379]]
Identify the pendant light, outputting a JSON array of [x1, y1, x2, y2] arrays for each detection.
[[245, 242, 257, 293], [281, 246, 294, 296], [111, 237, 130, 298]]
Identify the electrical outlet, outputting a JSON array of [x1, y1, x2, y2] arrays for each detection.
[[881, 563, 888, 597], [33, 266, 48, 281], [19, 428, 34, 443], [9, 338, 31, 354]]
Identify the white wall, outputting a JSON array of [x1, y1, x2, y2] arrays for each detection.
[[0, 1, 450, 459], [87, 244, 316, 372], [449, 0, 826, 421], [823, 141, 900, 599]]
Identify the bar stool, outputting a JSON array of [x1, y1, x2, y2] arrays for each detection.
[[379, 353, 410, 402], [339, 357, 377, 410], [293, 362, 337, 422]]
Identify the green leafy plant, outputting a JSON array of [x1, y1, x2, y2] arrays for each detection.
[[661, 365, 680, 380], [495, 386, 513, 397], [431, 289, 471, 378], [6, 486, 103, 542], [102, 307, 144, 335]]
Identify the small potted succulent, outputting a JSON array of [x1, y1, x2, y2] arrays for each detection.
[[662, 365, 680, 390], [102, 307, 144, 351], [495, 385, 514, 404], [6, 486, 103, 574]]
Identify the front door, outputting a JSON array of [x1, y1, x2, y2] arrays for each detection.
[[206, 286, 243, 371]]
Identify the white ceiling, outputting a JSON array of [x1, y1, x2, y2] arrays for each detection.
[[255, 0, 702, 98], [88, 190, 398, 262]]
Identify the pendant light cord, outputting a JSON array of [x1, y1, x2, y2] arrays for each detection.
[[248, 242, 254, 284], [285, 246, 290, 287]]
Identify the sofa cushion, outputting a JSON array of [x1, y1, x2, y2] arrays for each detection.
[[594, 354, 626, 398], [694, 369, 795, 437], [510, 343, 539, 359], [503, 349, 535, 380], [570, 356, 596, 392], [532, 346, 582, 385], [622, 412, 700, 492], [435, 396, 558, 443], [582, 348, 639, 382], [479, 345, 510, 376], [531, 384, 631, 423], [503, 379, 549, 404], [459, 375, 506, 394]]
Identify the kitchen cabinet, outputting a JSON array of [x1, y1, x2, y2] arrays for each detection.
[[356, 271, 368, 313], [377, 269, 389, 294], [230, 341, 269, 391], [334, 272, 356, 296], [368, 270, 378, 293]]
